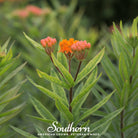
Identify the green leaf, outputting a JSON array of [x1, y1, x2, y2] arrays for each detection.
[[112, 23, 132, 56], [1, 37, 10, 52], [75, 91, 115, 125], [0, 48, 13, 65], [0, 80, 26, 112], [132, 17, 138, 37], [131, 47, 138, 75], [71, 73, 101, 108], [51, 69, 68, 106], [10, 126, 37, 138], [0, 103, 25, 125], [0, 79, 25, 102], [27, 77, 67, 105], [0, 93, 22, 106], [0, 62, 26, 88], [119, 52, 130, 81], [75, 48, 105, 85], [102, 54, 122, 93], [82, 67, 98, 89], [0, 102, 25, 118], [30, 96, 56, 121], [73, 67, 98, 118], [23, 32, 44, 51], [120, 80, 130, 106], [36, 69, 70, 89], [92, 88, 111, 113], [51, 53, 74, 87], [27, 115, 54, 124], [57, 47, 68, 70], [96, 121, 111, 138], [55, 99, 73, 122], [90, 107, 124, 132], [122, 121, 138, 132], [94, 84, 118, 109], [0, 62, 13, 76]]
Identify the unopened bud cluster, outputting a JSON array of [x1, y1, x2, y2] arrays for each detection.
[[41, 37, 57, 55], [71, 40, 91, 60]]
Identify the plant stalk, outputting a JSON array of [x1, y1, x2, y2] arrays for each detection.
[[130, 48, 135, 83], [68, 59, 72, 113], [120, 110, 124, 138], [68, 59, 72, 136], [120, 48, 135, 138], [50, 56, 64, 78], [74, 61, 82, 81]]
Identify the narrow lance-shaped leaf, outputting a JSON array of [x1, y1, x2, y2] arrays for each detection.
[[23, 32, 44, 51], [102, 54, 122, 93], [57, 46, 68, 70], [96, 121, 112, 138], [120, 80, 129, 106], [27, 77, 67, 106], [0, 102, 26, 118], [51, 53, 74, 87], [36, 69, 70, 89], [0, 93, 22, 106], [89, 107, 124, 132], [0, 62, 13, 76], [27, 114, 54, 124], [112, 23, 132, 55], [51, 69, 68, 106], [55, 99, 73, 122], [75, 48, 105, 85], [1, 48, 13, 65], [131, 47, 138, 75], [71, 73, 102, 108], [75, 91, 115, 125], [0, 80, 26, 112], [0, 79, 26, 102], [73, 67, 98, 117], [30, 96, 56, 121], [122, 121, 138, 132], [1, 37, 10, 52], [132, 17, 138, 37], [10, 126, 37, 138], [0, 62, 26, 88], [119, 52, 130, 81], [0, 103, 25, 125]]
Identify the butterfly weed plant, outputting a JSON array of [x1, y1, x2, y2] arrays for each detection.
[[94, 17, 138, 138], [10, 30, 125, 138]]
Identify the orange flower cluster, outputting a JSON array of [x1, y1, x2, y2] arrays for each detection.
[[41, 37, 91, 60], [59, 38, 78, 54]]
